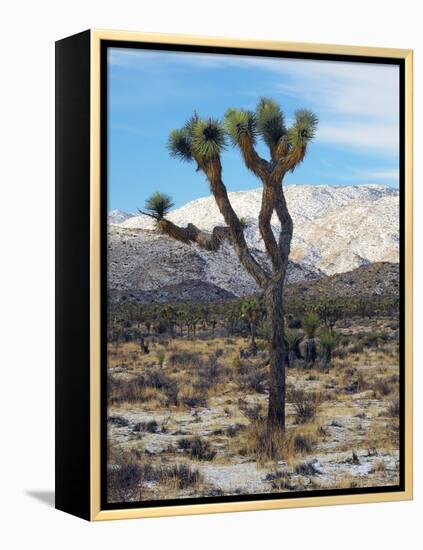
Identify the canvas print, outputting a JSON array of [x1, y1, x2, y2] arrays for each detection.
[[105, 46, 401, 505]]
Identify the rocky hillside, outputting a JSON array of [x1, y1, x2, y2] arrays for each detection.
[[108, 184, 399, 303], [285, 262, 399, 302], [108, 209, 135, 225]]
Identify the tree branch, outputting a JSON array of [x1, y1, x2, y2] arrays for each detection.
[[258, 185, 282, 271], [238, 135, 269, 180], [271, 144, 307, 182], [273, 184, 293, 266], [158, 218, 231, 250], [202, 157, 270, 288]]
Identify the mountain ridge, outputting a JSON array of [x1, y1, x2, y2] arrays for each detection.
[[108, 184, 399, 303]]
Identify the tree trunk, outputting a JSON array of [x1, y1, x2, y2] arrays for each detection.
[[304, 338, 317, 367], [265, 279, 286, 430], [249, 321, 257, 355]]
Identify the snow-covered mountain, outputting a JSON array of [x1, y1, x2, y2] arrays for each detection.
[[108, 184, 399, 302], [108, 209, 134, 225]]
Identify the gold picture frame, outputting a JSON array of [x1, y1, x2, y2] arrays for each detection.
[[55, 29, 413, 521]]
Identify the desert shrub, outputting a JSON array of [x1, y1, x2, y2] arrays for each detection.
[[317, 329, 339, 369], [285, 329, 303, 357], [178, 383, 208, 408], [177, 438, 192, 451], [177, 437, 216, 461], [238, 366, 268, 393], [167, 464, 202, 489], [156, 350, 166, 367], [333, 348, 347, 359], [144, 369, 170, 389], [288, 388, 322, 423], [350, 343, 364, 354], [168, 350, 202, 366], [256, 320, 270, 340], [108, 415, 130, 427], [199, 356, 227, 385], [107, 463, 143, 502], [108, 458, 202, 502], [361, 331, 390, 349], [340, 336, 350, 347], [372, 377, 391, 398], [238, 401, 263, 422], [232, 356, 242, 370], [242, 420, 286, 462], [265, 470, 296, 490], [108, 374, 145, 405], [387, 398, 400, 417], [226, 424, 246, 437], [294, 460, 320, 476], [370, 460, 387, 474], [256, 339, 268, 351], [302, 312, 320, 338], [293, 432, 316, 454], [133, 420, 159, 433]]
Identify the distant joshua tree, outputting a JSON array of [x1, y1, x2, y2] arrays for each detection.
[[240, 296, 265, 355], [144, 98, 318, 430]]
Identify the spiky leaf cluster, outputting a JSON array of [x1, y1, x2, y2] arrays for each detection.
[[144, 191, 174, 220], [224, 108, 257, 145], [287, 109, 319, 148], [167, 128, 193, 162], [168, 115, 226, 163], [191, 118, 227, 161], [240, 296, 265, 322], [256, 97, 287, 148]]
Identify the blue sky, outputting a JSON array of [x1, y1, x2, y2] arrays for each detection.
[[108, 47, 400, 212]]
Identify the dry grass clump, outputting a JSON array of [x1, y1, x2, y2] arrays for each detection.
[[239, 421, 286, 463], [235, 421, 319, 465], [386, 398, 400, 417], [177, 382, 208, 408], [288, 388, 322, 424], [108, 369, 178, 406], [237, 364, 268, 393], [107, 448, 204, 503], [369, 459, 387, 474], [265, 470, 297, 491], [294, 460, 321, 476], [177, 436, 216, 461], [168, 350, 202, 367], [372, 377, 391, 398]]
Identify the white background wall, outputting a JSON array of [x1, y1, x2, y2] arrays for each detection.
[[0, 1, 421, 548]]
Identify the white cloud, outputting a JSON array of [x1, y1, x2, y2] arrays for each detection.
[[317, 122, 399, 153], [108, 48, 400, 155]]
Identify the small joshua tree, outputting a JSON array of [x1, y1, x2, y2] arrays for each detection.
[[317, 329, 339, 370], [302, 311, 320, 367], [285, 329, 304, 368], [146, 98, 318, 429], [142, 191, 174, 220], [240, 296, 265, 355]]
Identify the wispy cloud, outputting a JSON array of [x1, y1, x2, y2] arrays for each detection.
[[317, 122, 399, 153], [108, 48, 399, 157], [321, 164, 399, 184]]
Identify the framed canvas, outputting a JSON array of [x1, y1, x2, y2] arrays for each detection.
[[55, 29, 413, 521]]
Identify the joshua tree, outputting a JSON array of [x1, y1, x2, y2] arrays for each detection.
[[147, 98, 318, 429], [315, 297, 342, 331], [317, 329, 339, 370], [285, 329, 304, 368], [240, 296, 265, 355], [302, 311, 320, 367], [141, 191, 174, 220], [161, 305, 177, 337]]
